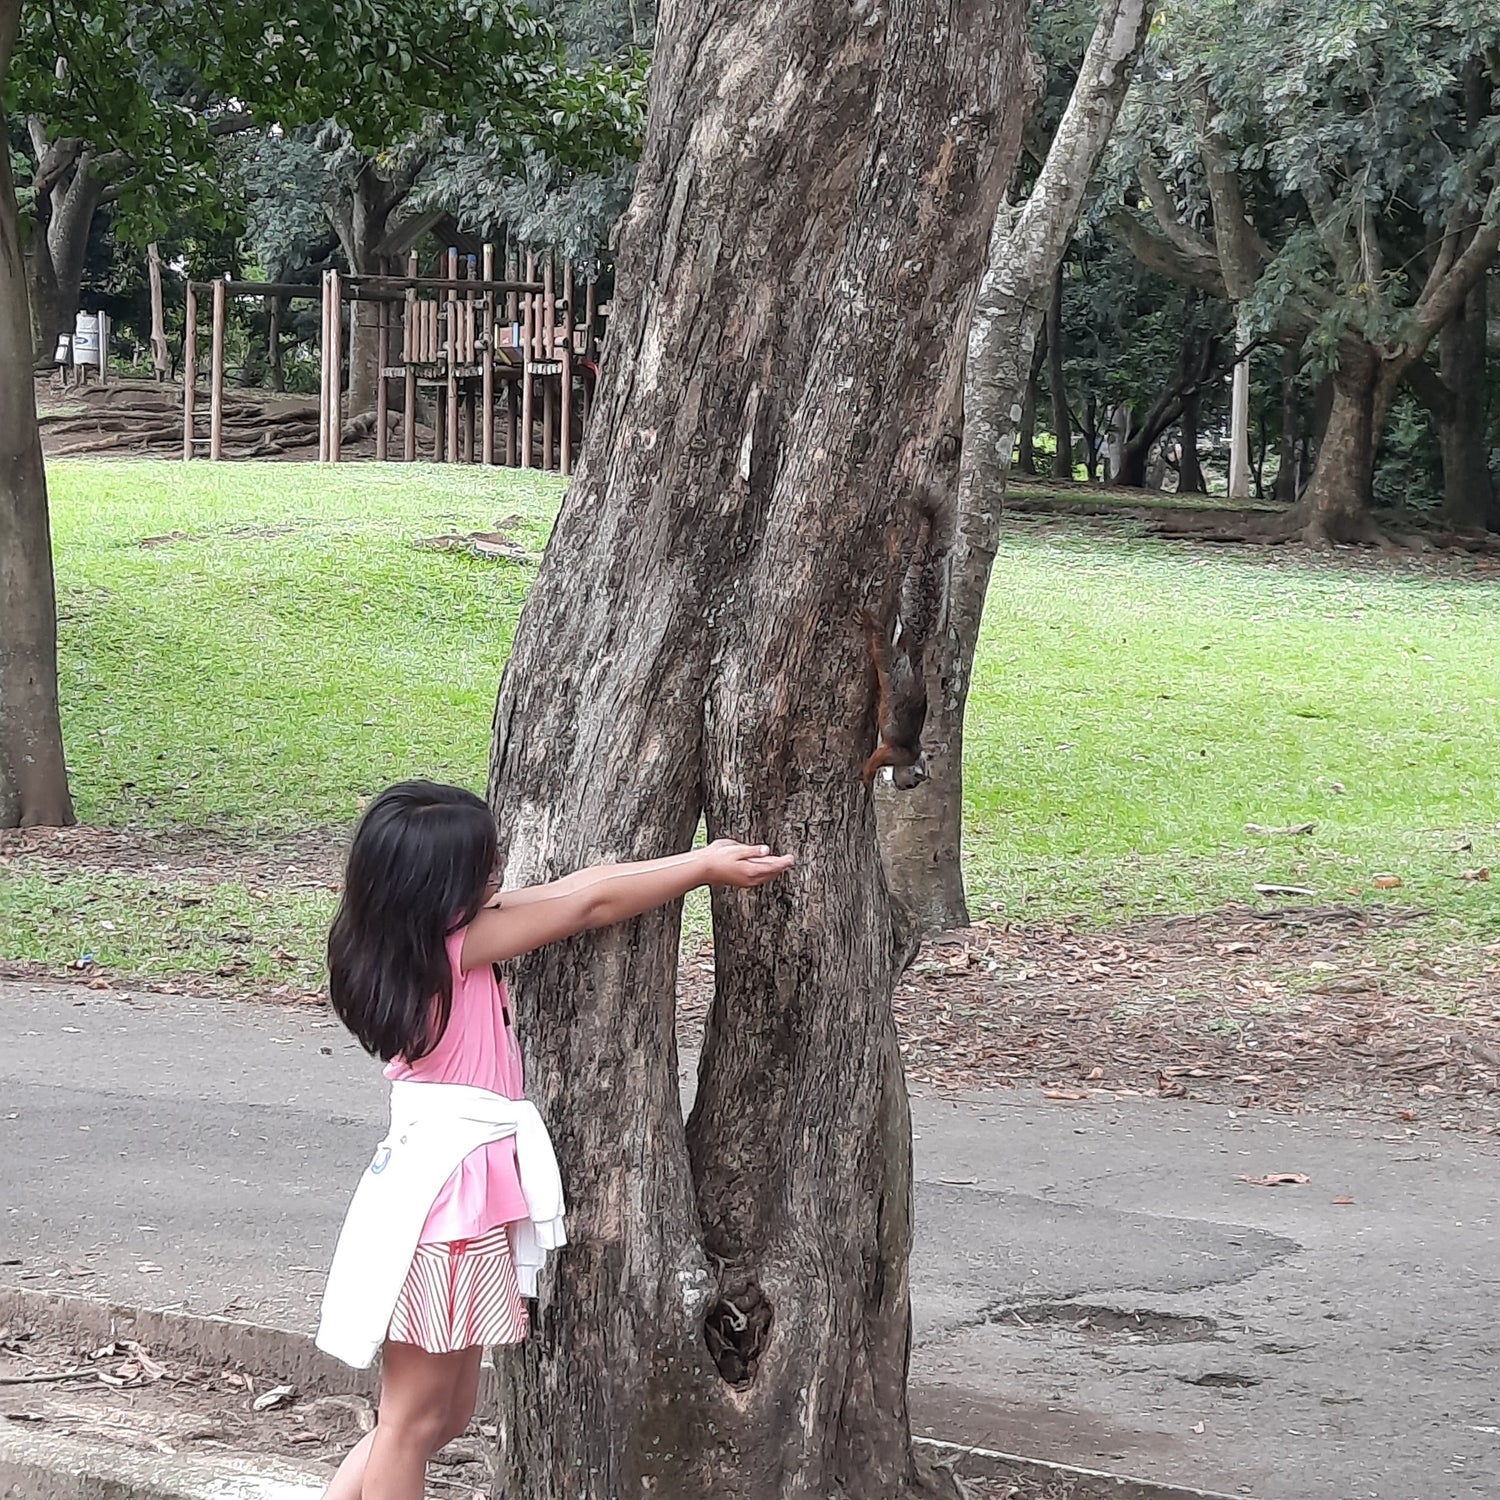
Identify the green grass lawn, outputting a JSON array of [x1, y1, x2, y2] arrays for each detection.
[[2, 458, 1496, 985]]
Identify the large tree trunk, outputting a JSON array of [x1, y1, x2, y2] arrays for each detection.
[[485, 0, 1027, 1491], [1278, 339, 1388, 545], [876, 0, 1154, 933], [1046, 266, 1074, 479], [1436, 278, 1497, 532], [2, 16, 76, 828]]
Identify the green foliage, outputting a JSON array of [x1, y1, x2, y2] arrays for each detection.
[[1118, 0, 1500, 352], [10, 0, 647, 247]]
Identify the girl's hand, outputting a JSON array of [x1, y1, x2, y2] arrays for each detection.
[[701, 839, 795, 888]]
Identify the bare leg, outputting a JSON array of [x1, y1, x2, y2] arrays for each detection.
[[320, 1342, 481, 1500], [321, 1429, 375, 1500]]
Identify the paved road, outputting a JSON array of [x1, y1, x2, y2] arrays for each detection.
[[2, 977, 1496, 1499]]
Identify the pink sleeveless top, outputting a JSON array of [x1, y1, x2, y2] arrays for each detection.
[[383, 927, 529, 1241]]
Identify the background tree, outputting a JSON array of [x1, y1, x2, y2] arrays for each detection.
[[484, 0, 1029, 1491], [878, 0, 1156, 931], [1109, 0, 1500, 543], [1, 0, 72, 827], [1, 0, 646, 831]]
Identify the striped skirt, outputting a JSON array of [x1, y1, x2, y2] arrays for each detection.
[[387, 1224, 529, 1353]]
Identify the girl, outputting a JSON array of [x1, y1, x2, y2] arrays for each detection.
[[315, 780, 791, 1500]]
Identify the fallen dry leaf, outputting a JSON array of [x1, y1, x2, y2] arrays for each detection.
[[252, 1384, 296, 1412], [1372, 874, 1403, 890], [1237, 1173, 1310, 1188], [1332, 1197, 1355, 1206], [1245, 822, 1317, 837], [1254, 883, 1315, 898], [1086, 1066, 1105, 1081], [1042, 1088, 1092, 1102], [1460, 868, 1490, 883]]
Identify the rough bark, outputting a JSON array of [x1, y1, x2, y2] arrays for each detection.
[[2, 8, 76, 828], [1435, 278, 1497, 532], [876, 0, 1154, 933], [485, 0, 1027, 1491], [1276, 339, 1390, 545], [1046, 266, 1073, 479]]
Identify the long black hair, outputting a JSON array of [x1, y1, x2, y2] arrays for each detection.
[[327, 780, 498, 1062]]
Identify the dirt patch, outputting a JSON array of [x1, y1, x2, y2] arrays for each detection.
[[986, 1304, 1220, 1347], [0, 822, 344, 888], [678, 904, 1500, 1132], [0, 1317, 491, 1490]]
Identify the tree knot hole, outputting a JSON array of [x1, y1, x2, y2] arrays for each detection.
[[704, 1281, 772, 1390]]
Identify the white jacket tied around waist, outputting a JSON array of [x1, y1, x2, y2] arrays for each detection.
[[316, 1080, 567, 1369]]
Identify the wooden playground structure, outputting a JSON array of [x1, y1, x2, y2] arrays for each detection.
[[181, 244, 604, 470]]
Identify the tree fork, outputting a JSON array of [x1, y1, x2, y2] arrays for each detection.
[[485, 0, 1028, 1490]]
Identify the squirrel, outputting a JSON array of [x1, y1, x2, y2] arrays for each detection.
[[861, 482, 951, 790]]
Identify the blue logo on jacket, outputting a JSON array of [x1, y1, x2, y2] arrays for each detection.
[[369, 1145, 392, 1175]]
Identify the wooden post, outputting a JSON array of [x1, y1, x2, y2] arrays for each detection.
[[329, 268, 343, 463], [542, 252, 556, 472], [209, 276, 226, 461], [404, 251, 418, 461], [560, 261, 575, 476], [1229, 327, 1251, 499], [147, 244, 169, 383], [182, 282, 198, 461], [445, 248, 460, 463], [584, 277, 598, 359], [318, 271, 331, 462], [268, 297, 284, 392], [375, 295, 389, 462], [521, 250, 535, 469], [482, 244, 496, 465]]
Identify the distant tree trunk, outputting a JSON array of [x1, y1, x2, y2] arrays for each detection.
[[1015, 326, 1043, 474], [1272, 344, 1300, 502], [1117, 320, 1218, 488], [1083, 392, 1099, 480], [1047, 267, 1074, 479], [1435, 279, 1496, 532], [486, 0, 1027, 1489], [24, 126, 107, 364], [328, 162, 408, 416], [1178, 390, 1205, 492], [268, 296, 285, 392], [2, 13, 75, 828], [147, 242, 170, 382], [877, 0, 1155, 932], [1280, 339, 1388, 544]]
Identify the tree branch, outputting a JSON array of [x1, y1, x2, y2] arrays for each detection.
[[1108, 208, 1227, 296], [1196, 118, 1273, 301], [1404, 178, 1500, 357], [1301, 175, 1359, 285], [206, 110, 256, 139], [1136, 154, 1216, 264]]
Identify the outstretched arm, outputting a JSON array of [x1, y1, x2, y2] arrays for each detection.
[[459, 841, 793, 969]]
